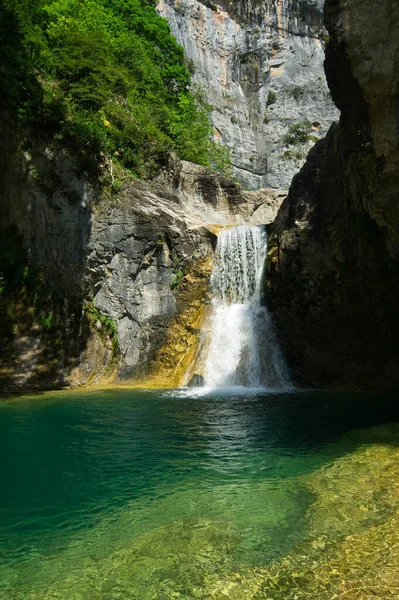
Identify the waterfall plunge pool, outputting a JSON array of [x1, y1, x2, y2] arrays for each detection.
[[1, 387, 399, 599]]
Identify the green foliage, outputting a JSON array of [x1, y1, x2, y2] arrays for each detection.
[[0, 0, 229, 176], [166, 92, 212, 166], [266, 90, 277, 106], [291, 86, 303, 101], [281, 149, 304, 162], [208, 139, 232, 175], [202, 0, 218, 11], [156, 234, 166, 246], [83, 301, 118, 351], [281, 149, 292, 161], [186, 58, 195, 75], [284, 120, 313, 146], [322, 33, 330, 46], [170, 254, 185, 291], [40, 312, 54, 330], [170, 267, 184, 291], [0, 1, 44, 111]]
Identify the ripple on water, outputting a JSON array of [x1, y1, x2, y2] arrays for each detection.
[[0, 389, 399, 599]]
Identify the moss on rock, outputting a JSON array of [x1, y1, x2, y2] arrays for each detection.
[[130, 257, 212, 388]]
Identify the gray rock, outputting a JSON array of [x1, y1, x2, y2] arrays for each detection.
[[157, 0, 339, 189], [267, 0, 399, 390], [88, 161, 284, 376], [1, 142, 94, 296], [187, 373, 205, 387], [1, 141, 287, 383]]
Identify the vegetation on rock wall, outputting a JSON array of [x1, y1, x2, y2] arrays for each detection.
[[284, 120, 316, 146], [0, 0, 230, 177], [83, 301, 119, 355], [0, 229, 117, 391], [0, 227, 31, 296]]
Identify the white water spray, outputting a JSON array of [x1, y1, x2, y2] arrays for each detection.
[[202, 226, 290, 389]]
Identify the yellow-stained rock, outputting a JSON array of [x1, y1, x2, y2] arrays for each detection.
[[124, 257, 213, 389]]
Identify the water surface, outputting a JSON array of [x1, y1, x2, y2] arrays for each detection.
[[1, 388, 398, 599]]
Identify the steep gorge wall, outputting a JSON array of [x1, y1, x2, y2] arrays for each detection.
[[158, 0, 339, 189], [0, 128, 284, 390], [267, 0, 399, 389]]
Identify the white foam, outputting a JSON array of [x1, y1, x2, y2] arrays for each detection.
[[194, 226, 291, 390]]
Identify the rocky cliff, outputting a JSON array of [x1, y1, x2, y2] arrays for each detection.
[[157, 0, 339, 189], [267, 0, 399, 389], [0, 129, 284, 391]]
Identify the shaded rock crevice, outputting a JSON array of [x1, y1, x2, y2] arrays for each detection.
[[267, 0, 399, 389]]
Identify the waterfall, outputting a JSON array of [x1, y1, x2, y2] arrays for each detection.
[[202, 226, 290, 389]]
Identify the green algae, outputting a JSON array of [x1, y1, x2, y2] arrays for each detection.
[[2, 423, 399, 600], [2, 390, 399, 600], [0, 477, 310, 599], [203, 424, 399, 600]]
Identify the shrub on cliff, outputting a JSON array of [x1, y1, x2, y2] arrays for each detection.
[[1, 0, 229, 177], [284, 120, 314, 146]]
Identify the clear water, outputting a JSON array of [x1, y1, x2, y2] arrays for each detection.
[[1, 388, 399, 599]]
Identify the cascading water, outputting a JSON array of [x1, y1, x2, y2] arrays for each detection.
[[202, 226, 291, 389]]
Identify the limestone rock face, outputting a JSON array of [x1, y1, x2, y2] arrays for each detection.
[[87, 161, 283, 375], [1, 140, 94, 297], [87, 182, 212, 376], [267, 0, 399, 389], [157, 0, 339, 189], [1, 139, 285, 386]]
